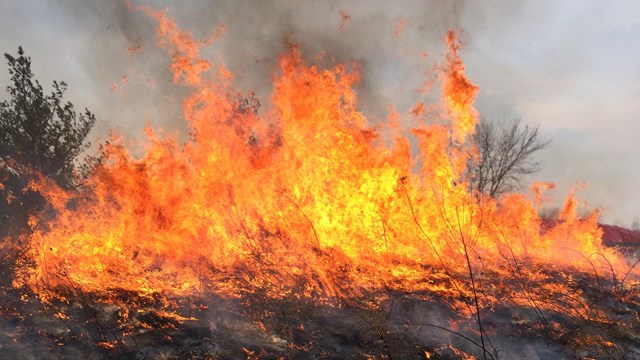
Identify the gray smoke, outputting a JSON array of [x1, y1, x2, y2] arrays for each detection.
[[458, 0, 640, 225], [64, 0, 465, 127], [1, 0, 464, 143]]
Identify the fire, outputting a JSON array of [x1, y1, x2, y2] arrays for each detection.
[[15, 11, 635, 314]]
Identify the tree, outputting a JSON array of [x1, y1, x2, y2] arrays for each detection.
[[0, 47, 95, 231], [467, 118, 549, 198], [0, 47, 95, 188]]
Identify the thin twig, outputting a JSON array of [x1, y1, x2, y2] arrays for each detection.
[[620, 257, 640, 289]]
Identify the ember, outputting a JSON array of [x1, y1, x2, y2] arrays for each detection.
[[1, 6, 639, 360]]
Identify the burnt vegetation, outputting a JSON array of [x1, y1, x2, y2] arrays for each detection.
[[0, 49, 639, 360]]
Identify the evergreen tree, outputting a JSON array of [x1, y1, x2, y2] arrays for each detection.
[[0, 47, 95, 232]]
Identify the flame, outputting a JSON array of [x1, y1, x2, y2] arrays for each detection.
[[15, 12, 635, 311]]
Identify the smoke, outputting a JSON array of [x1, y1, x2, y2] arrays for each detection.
[[30, 0, 466, 130], [457, 0, 640, 225]]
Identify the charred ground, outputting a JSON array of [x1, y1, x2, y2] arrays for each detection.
[[1, 238, 640, 359]]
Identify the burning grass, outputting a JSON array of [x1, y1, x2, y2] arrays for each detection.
[[1, 7, 640, 359]]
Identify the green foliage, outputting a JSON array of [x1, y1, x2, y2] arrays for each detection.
[[0, 47, 95, 233], [0, 47, 95, 189]]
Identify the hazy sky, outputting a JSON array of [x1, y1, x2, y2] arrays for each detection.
[[1, 1, 639, 225]]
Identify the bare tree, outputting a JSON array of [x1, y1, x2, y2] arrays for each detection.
[[468, 118, 550, 198]]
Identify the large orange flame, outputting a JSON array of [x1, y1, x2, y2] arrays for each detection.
[[16, 12, 634, 309]]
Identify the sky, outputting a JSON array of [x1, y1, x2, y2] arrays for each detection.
[[0, 0, 639, 226]]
